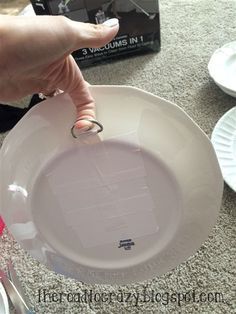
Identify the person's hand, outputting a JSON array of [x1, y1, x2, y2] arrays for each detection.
[[0, 15, 119, 129]]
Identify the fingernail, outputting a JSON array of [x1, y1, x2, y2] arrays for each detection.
[[76, 125, 90, 133], [102, 18, 119, 27]]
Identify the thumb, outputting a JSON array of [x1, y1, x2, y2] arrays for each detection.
[[69, 18, 119, 50]]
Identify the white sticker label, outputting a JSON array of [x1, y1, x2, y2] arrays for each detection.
[[65, 194, 158, 248], [46, 132, 158, 248]]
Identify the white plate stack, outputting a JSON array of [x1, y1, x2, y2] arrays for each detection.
[[208, 41, 236, 97], [209, 41, 236, 192]]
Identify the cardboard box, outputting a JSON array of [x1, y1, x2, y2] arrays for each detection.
[[30, 0, 160, 67]]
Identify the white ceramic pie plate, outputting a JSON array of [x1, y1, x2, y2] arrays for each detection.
[[0, 86, 223, 284], [211, 106, 236, 192], [0, 282, 9, 314], [208, 41, 236, 97]]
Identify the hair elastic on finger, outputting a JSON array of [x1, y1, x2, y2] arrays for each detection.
[[38, 88, 62, 100], [71, 118, 103, 138]]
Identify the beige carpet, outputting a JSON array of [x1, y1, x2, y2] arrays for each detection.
[[0, 1, 236, 313], [0, 0, 28, 15]]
